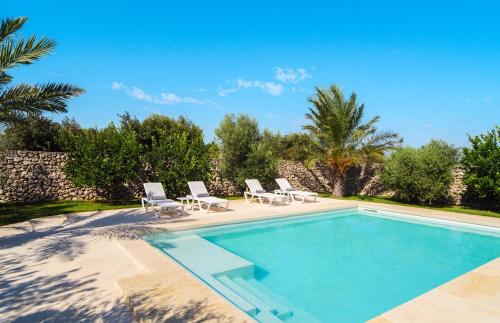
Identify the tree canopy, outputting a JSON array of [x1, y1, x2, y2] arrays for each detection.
[[304, 84, 402, 173]]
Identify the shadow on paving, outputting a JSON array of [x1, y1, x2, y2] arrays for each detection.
[[128, 291, 240, 323], [0, 253, 132, 322], [0, 209, 196, 261], [0, 208, 240, 322]]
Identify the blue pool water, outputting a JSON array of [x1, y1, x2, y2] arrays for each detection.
[[146, 208, 500, 322]]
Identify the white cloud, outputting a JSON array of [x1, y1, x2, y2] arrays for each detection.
[[267, 112, 279, 119], [130, 86, 153, 102], [111, 81, 125, 90], [218, 79, 284, 96], [275, 67, 311, 83], [261, 82, 284, 96], [111, 82, 204, 105], [236, 79, 255, 89], [157, 92, 203, 105], [217, 67, 310, 97], [217, 87, 238, 97]]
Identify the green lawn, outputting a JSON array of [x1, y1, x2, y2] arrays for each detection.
[[223, 196, 245, 200], [324, 194, 500, 218], [0, 200, 141, 226], [2, 194, 497, 226], [0, 196, 245, 226]]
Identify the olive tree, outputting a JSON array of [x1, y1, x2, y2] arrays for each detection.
[[382, 140, 459, 205]]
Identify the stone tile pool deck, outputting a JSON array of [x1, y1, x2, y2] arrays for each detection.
[[0, 198, 499, 322]]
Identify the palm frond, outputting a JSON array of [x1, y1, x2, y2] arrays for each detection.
[[303, 84, 403, 173], [0, 36, 55, 71], [0, 83, 84, 123], [0, 71, 11, 86], [0, 17, 28, 43], [0, 17, 84, 125]]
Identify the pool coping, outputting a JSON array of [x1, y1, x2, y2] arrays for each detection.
[[115, 199, 500, 322]]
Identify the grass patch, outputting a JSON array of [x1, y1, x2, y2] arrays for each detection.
[[330, 195, 500, 218], [223, 196, 245, 200], [0, 200, 141, 226]]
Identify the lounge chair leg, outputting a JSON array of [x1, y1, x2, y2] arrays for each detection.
[[206, 203, 210, 213]]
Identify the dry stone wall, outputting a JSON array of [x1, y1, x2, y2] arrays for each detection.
[[0, 150, 467, 204], [0, 150, 97, 202], [206, 159, 241, 196], [448, 167, 466, 205], [276, 160, 388, 196]]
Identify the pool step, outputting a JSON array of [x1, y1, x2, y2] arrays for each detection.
[[217, 275, 292, 322], [234, 277, 293, 320]]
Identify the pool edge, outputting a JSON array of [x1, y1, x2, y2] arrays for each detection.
[[117, 200, 500, 322]]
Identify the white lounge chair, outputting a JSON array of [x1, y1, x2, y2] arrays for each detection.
[[275, 178, 318, 203], [188, 181, 229, 213], [143, 182, 184, 215], [244, 179, 287, 206]]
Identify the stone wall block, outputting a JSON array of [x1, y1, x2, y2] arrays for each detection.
[[0, 150, 467, 204]]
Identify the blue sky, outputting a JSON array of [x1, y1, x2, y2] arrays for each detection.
[[5, 0, 500, 146]]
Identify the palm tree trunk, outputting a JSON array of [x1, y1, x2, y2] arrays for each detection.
[[331, 170, 346, 197]]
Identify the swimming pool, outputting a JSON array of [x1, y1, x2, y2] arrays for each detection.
[[145, 207, 500, 322]]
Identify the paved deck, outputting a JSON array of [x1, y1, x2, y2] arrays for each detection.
[[0, 198, 499, 322], [368, 258, 500, 323]]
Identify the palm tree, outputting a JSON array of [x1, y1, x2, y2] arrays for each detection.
[[0, 17, 84, 124], [304, 84, 402, 195]]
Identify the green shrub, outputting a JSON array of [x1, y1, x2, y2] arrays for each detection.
[[240, 130, 280, 186], [148, 129, 210, 198], [59, 123, 142, 199], [120, 112, 211, 198], [281, 132, 315, 162], [119, 112, 200, 147], [382, 140, 459, 205], [215, 114, 280, 188], [0, 114, 62, 151], [462, 126, 500, 209]]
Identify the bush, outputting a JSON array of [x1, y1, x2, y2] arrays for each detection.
[[119, 112, 200, 147], [240, 130, 280, 186], [59, 123, 142, 199], [381, 140, 459, 205], [0, 113, 62, 151], [281, 132, 315, 162], [120, 112, 211, 198], [462, 126, 500, 209], [215, 114, 280, 188], [60, 113, 211, 199], [148, 129, 210, 198]]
